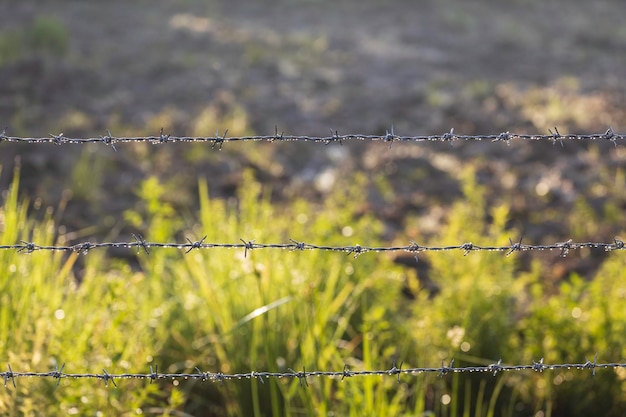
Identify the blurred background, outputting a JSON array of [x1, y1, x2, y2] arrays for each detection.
[[1, 1, 626, 416], [1, 0, 625, 245]]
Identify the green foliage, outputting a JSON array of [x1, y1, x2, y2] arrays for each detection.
[[428, 169, 520, 361], [0, 170, 160, 416], [518, 255, 626, 417], [25, 16, 69, 56], [403, 168, 525, 417], [0, 31, 21, 65], [1, 166, 625, 416], [0, 16, 69, 66], [138, 170, 413, 416], [402, 167, 626, 417]]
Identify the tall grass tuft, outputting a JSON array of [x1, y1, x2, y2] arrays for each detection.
[[132, 170, 415, 416]]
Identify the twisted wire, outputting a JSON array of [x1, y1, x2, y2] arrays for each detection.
[[2, 356, 621, 388], [0, 127, 622, 148], [4, 236, 624, 259]]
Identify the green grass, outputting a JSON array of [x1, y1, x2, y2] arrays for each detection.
[[1, 166, 625, 416], [0, 170, 161, 415], [0, 16, 69, 66]]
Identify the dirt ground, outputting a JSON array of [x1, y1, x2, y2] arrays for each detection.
[[1, 0, 626, 280]]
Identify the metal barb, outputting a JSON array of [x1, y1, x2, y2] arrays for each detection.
[[438, 359, 455, 377], [488, 359, 502, 376], [18, 240, 37, 253], [327, 128, 342, 146], [347, 244, 364, 258], [49, 132, 64, 145], [584, 354, 598, 376], [389, 361, 403, 383], [52, 363, 65, 387], [505, 236, 523, 256], [603, 127, 617, 147], [341, 364, 353, 380], [272, 125, 284, 142], [289, 367, 309, 387], [384, 125, 396, 148], [461, 242, 473, 256], [0, 127, 7, 141], [100, 129, 117, 152], [131, 233, 150, 255], [101, 369, 117, 387], [240, 239, 255, 258], [157, 127, 170, 144], [611, 238, 625, 251], [407, 240, 422, 263], [251, 370, 265, 384], [558, 239, 573, 257], [442, 128, 455, 147], [532, 358, 545, 372], [494, 131, 511, 145], [185, 236, 207, 253], [212, 129, 228, 150], [289, 239, 306, 251], [549, 127, 564, 147], [4, 364, 16, 388], [194, 367, 206, 382], [72, 242, 94, 255], [150, 365, 159, 383]]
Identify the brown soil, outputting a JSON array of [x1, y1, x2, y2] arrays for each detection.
[[1, 0, 625, 280]]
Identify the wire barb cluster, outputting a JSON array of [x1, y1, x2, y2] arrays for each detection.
[[3, 237, 625, 259], [2, 356, 623, 388], [0, 127, 623, 149]]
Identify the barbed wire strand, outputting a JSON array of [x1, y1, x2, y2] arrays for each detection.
[[3, 237, 624, 259], [2, 356, 624, 387], [0, 127, 622, 148]]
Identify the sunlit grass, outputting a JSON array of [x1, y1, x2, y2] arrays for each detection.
[[1, 166, 625, 416]]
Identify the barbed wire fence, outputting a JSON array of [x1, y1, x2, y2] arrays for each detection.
[[0, 127, 623, 149], [3, 357, 626, 388], [3, 236, 625, 259], [4, 232, 625, 390], [2, 126, 626, 395]]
